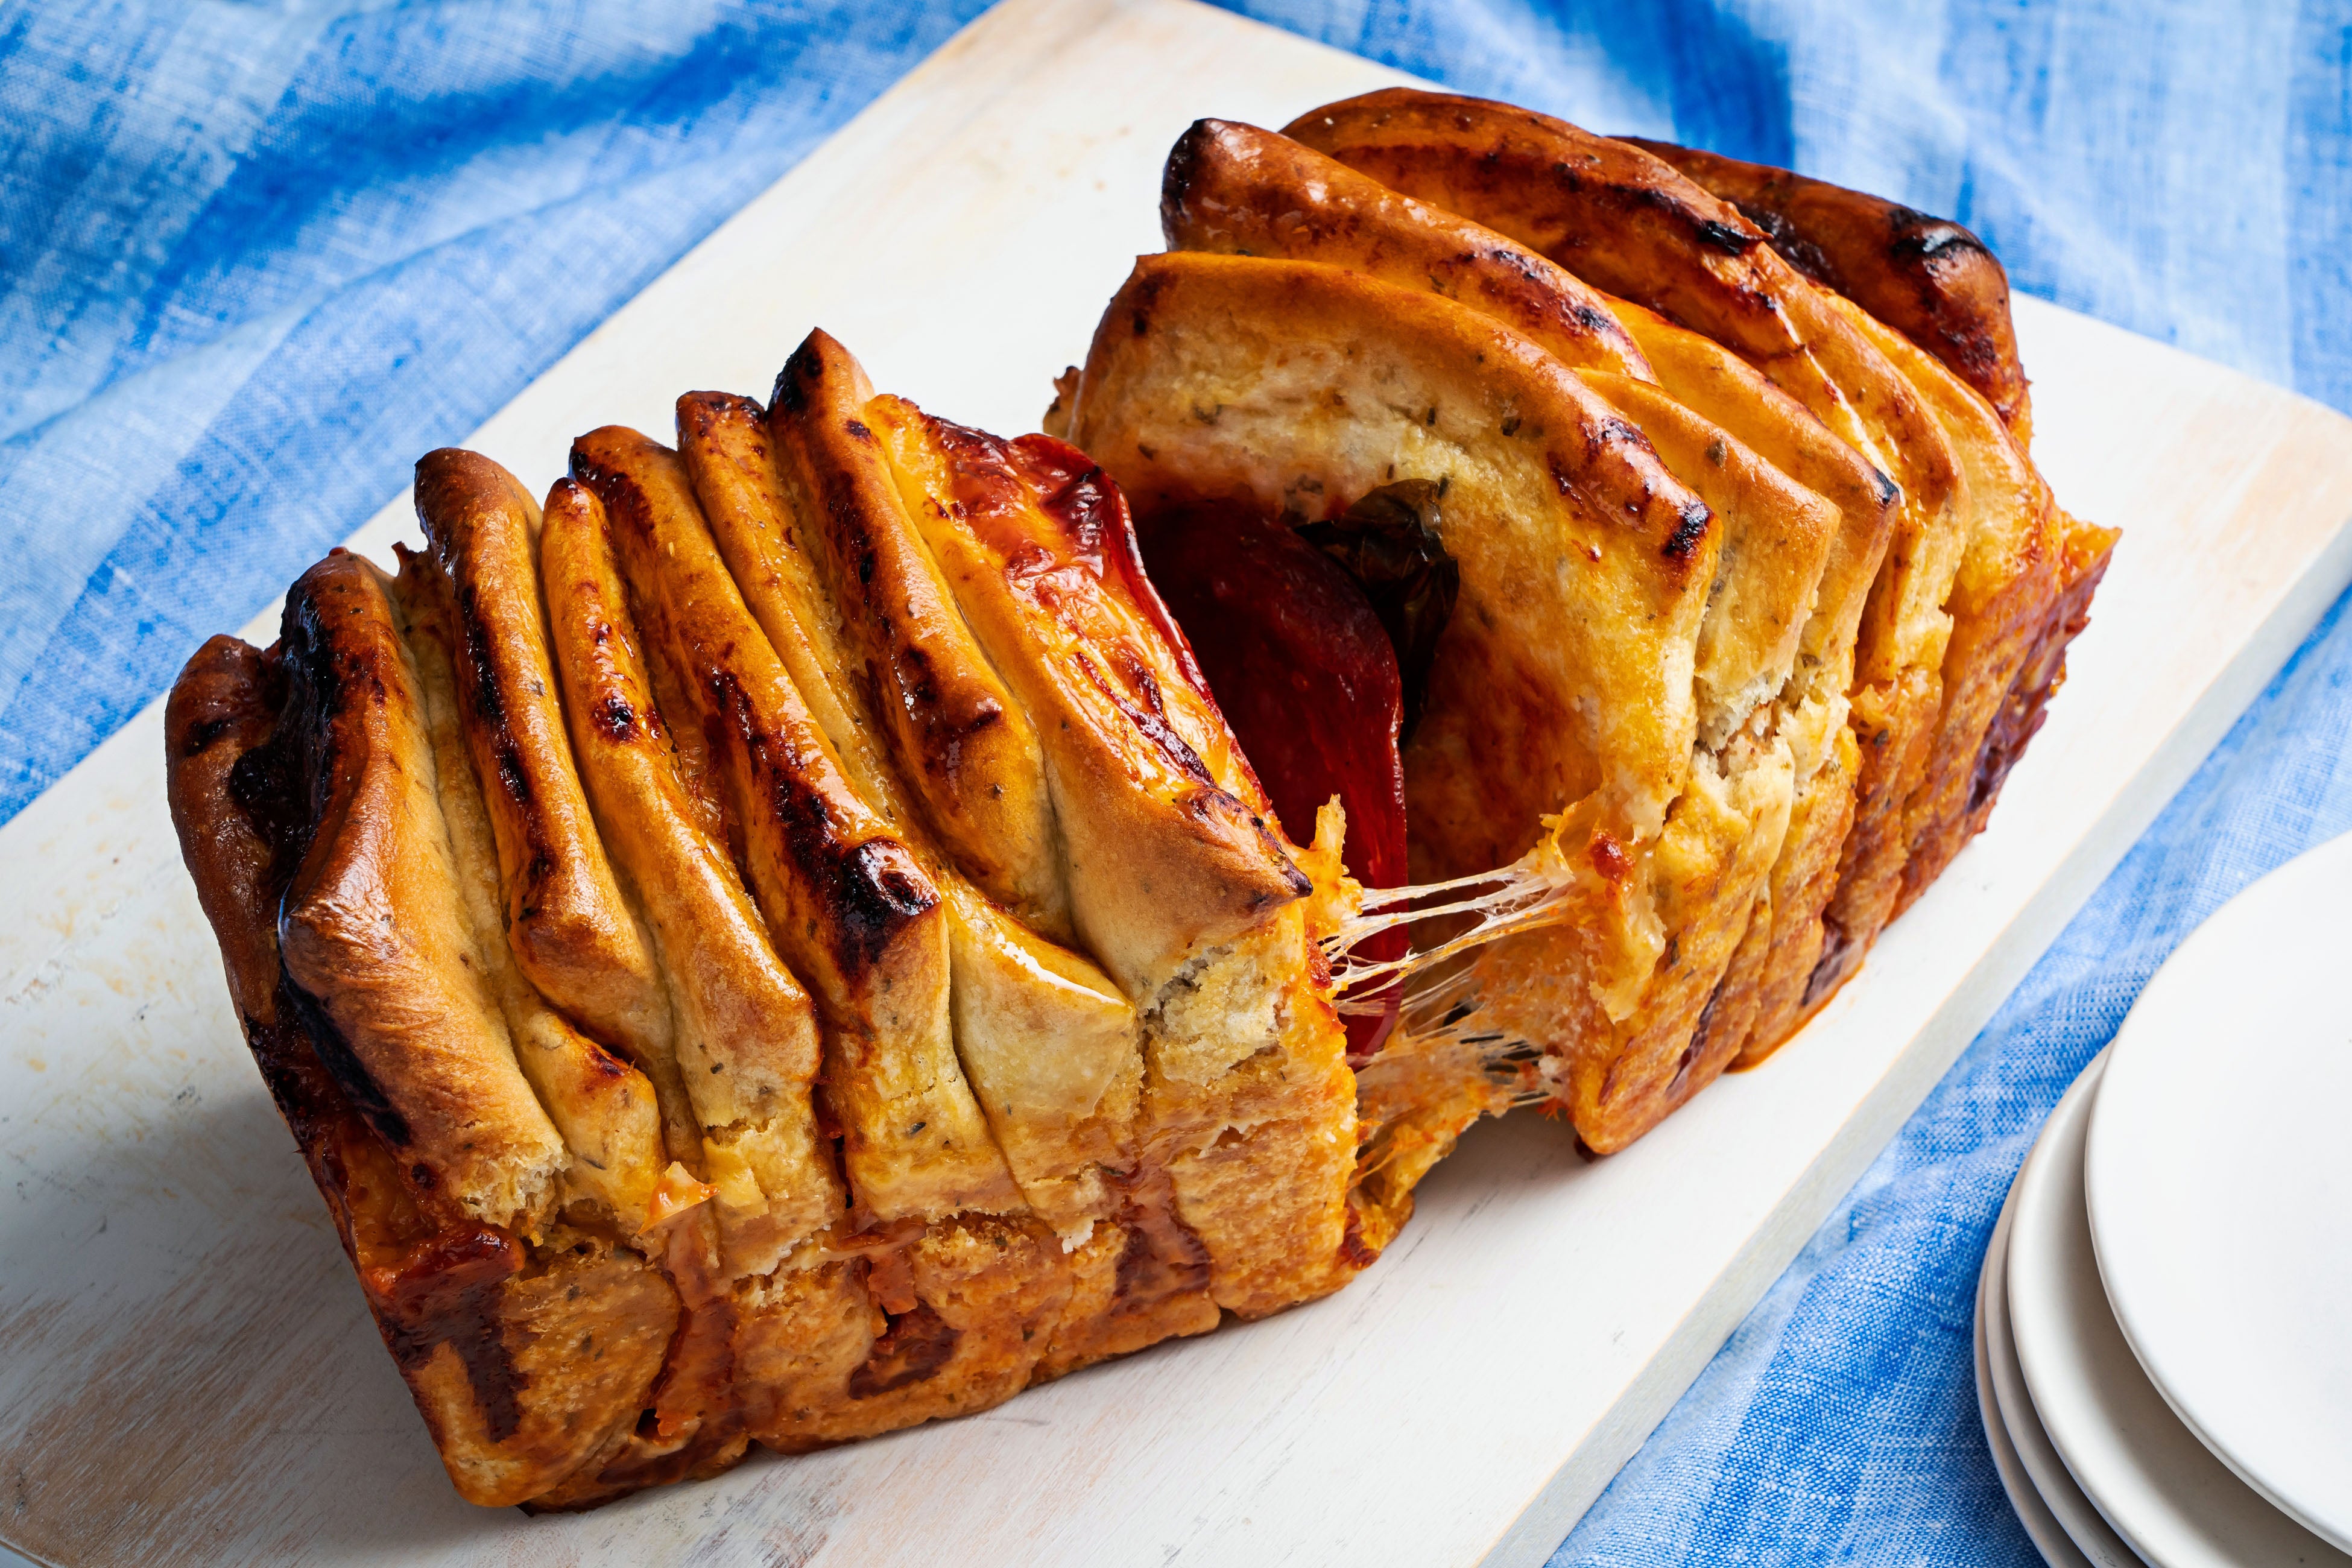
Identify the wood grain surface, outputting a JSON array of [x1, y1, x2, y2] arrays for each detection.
[[5, 1, 2352, 1564]]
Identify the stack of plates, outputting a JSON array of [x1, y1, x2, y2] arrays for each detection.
[[1976, 835, 2352, 1567]]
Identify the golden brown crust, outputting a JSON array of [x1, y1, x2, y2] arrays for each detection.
[[165, 636, 294, 1026], [1826, 296, 2059, 909], [270, 550, 568, 1230], [1957, 510, 2117, 833], [1576, 371, 1835, 746], [538, 476, 841, 1271], [1161, 118, 1652, 379], [1284, 90, 1803, 362], [569, 424, 1021, 1224], [389, 552, 672, 1231], [165, 628, 696, 1510], [678, 382, 1143, 1239], [674, 390, 912, 836], [1599, 295, 1897, 672], [861, 390, 1353, 1309], [868, 390, 1310, 998], [1624, 138, 2031, 436], [767, 333, 1070, 941], [413, 450, 669, 1063], [1593, 297, 1895, 1064]]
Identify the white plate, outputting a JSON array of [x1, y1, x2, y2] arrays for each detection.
[[1978, 1055, 2140, 1568], [2085, 833, 2352, 1551], [2007, 1039, 2352, 1566]]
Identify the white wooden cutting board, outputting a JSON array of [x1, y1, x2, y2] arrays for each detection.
[[7, 1, 2352, 1564]]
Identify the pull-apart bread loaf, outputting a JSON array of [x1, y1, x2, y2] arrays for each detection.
[[166, 87, 2111, 1512], [169, 334, 1362, 1509], [1058, 93, 2112, 1158]]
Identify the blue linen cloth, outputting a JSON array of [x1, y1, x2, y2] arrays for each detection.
[[2, 2, 2347, 1561]]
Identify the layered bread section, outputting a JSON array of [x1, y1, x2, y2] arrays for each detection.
[[165, 336, 1364, 1510]]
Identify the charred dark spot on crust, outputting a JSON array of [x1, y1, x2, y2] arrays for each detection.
[[1168, 788, 1313, 902], [1661, 499, 1711, 562], [705, 666, 938, 978], [832, 839, 937, 972], [1014, 439, 1119, 561], [1735, 201, 1842, 290], [454, 584, 508, 735], [1886, 207, 1993, 266], [285, 976, 415, 1149], [227, 727, 306, 878], [450, 577, 560, 901], [1162, 119, 1213, 233], [1570, 302, 1619, 338], [843, 419, 873, 443], [1548, 452, 1578, 500], [1871, 466, 1901, 510], [593, 694, 636, 741], [1610, 177, 1765, 256], [493, 743, 532, 810], [681, 388, 769, 431], [1078, 648, 1213, 786], [367, 1225, 528, 1441], [847, 1301, 959, 1399], [1692, 216, 1761, 254], [1590, 416, 1642, 453], [771, 340, 822, 417], [181, 714, 237, 757], [1804, 917, 1860, 1007]]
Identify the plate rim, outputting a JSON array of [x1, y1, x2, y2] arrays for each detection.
[[1984, 1058, 2143, 1567], [1977, 1158, 2102, 1568]]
